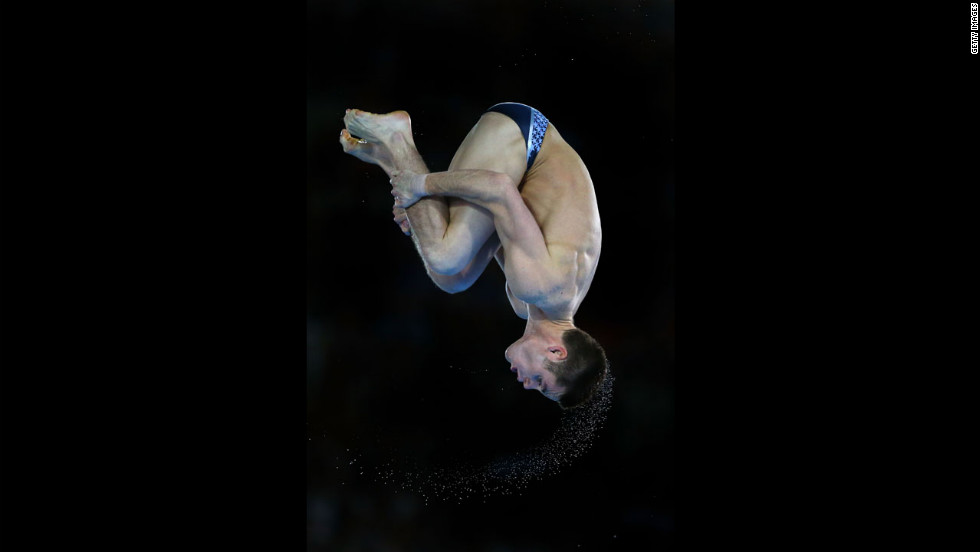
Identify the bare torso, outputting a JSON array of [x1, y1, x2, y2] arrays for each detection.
[[502, 123, 602, 320], [348, 106, 603, 321]]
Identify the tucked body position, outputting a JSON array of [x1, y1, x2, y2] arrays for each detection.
[[340, 102, 609, 408]]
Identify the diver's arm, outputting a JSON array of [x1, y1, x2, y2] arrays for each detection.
[[494, 245, 530, 319], [392, 169, 562, 304]]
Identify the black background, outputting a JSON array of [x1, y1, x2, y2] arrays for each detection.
[[2, 1, 976, 551], [307, 1, 673, 550]]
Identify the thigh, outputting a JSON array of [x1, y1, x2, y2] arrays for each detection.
[[444, 112, 529, 250]]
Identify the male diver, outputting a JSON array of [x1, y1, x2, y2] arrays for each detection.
[[339, 103, 608, 408]]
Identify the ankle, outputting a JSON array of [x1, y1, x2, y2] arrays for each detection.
[[387, 130, 416, 152]]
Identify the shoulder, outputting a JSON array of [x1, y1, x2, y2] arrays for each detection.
[[504, 280, 530, 319], [509, 245, 577, 306]]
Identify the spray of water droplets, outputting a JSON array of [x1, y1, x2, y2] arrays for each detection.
[[361, 371, 615, 505]]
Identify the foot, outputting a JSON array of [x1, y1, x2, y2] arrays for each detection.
[[339, 128, 395, 170], [343, 108, 414, 146]]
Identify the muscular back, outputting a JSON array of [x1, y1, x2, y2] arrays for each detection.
[[517, 124, 602, 319], [445, 110, 602, 320], [460, 117, 600, 320]]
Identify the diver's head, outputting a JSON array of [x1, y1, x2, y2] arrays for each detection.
[[505, 326, 609, 409], [505, 328, 568, 402]]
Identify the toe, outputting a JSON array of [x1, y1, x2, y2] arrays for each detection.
[[339, 129, 358, 151]]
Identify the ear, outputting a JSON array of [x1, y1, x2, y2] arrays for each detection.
[[548, 345, 567, 360]]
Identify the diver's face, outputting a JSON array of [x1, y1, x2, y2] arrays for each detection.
[[505, 338, 565, 402]]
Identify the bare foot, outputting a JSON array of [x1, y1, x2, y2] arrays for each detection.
[[343, 109, 414, 146], [339, 108, 418, 237], [339, 128, 395, 170]]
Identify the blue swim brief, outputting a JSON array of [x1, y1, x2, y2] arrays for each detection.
[[485, 102, 550, 172]]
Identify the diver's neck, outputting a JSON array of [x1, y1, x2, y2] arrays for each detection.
[[526, 305, 574, 331]]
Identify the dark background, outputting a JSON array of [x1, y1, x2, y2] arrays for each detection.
[[307, 1, 674, 550], [3, 2, 973, 551]]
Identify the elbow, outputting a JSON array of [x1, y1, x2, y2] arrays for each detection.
[[488, 170, 516, 188], [484, 171, 518, 203]]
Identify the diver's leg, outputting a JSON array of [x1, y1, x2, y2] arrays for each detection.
[[340, 108, 524, 281], [412, 110, 528, 275], [340, 109, 454, 276], [340, 109, 426, 176]]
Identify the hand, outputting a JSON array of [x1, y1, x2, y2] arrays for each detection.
[[390, 170, 426, 209], [392, 203, 412, 236]]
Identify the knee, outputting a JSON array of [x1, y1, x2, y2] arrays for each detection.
[[426, 241, 469, 276], [435, 279, 467, 295]]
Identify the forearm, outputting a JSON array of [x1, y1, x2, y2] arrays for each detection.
[[423, 170, 510, 210]]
